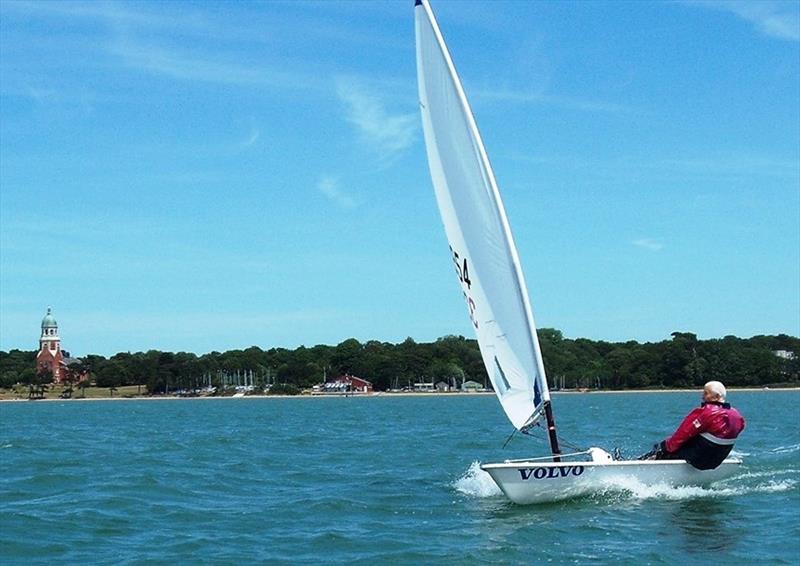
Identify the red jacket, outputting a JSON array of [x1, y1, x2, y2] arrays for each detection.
[[665, 401, 745, 453]]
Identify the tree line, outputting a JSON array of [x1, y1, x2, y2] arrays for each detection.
[[1, 330, 797, 394]]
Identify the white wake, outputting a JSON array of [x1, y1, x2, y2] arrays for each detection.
[[594, 475, 797, 502], [770, 443, 800, 454], [453, 461, 502, 498]]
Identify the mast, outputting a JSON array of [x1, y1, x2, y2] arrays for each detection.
[[543, 401, 561, 461]]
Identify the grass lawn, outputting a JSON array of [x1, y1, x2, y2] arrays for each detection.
[[0, 384, 146, 400]]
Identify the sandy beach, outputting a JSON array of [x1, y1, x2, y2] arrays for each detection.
[[1, 386, 796, 403]]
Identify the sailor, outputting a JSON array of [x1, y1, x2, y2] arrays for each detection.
[[641, 381, 745, 470]]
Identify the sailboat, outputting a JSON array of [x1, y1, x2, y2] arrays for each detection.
[[414, 0, 741, 505]]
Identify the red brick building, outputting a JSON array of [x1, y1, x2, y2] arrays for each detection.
[[36, 307, 64, 382], [35, 307, 85, 384]]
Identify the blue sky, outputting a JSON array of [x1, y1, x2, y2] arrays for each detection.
[[1, 0, 798, 356]]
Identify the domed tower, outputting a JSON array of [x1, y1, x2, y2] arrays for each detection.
[[36, 307, 63, 382]]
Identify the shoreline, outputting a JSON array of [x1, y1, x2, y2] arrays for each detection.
[[1, 386, 797, 403]]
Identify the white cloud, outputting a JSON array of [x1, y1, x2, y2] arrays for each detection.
[[239, 127, 261, 149], [633, 238, 665, 251], [691, 1, 800, 42], [6, 0, 326, 91], [507, 151, 800, 180], [476, 88, 637, 115], [318, 176, 357, 209], [1, 0, 166, 28], [335, 77, 417, 165], [110, 39, 284, 87]]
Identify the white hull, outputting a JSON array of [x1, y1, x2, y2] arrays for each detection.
[[481, 449, 742, 504]]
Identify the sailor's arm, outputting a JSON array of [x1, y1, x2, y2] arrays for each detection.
[[663, 407, 705, 453]]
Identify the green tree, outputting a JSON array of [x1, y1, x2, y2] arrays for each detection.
[[95, 361, 124, 395], [427, 360, 465, 388], [331, 338, 364, 375], [0, 370, 19, 389], [78, 376, 91, 398], [660, 332, 698, 388]]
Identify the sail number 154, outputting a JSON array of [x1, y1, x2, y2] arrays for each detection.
[[450, 245, 472, 289], [450, 245, 478, 329]]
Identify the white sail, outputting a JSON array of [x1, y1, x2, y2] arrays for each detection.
[[414, 0, 550, 431]]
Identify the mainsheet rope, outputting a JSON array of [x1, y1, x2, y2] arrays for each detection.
[[503, 422, 586, 453]]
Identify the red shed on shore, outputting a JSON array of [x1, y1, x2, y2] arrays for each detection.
[[324, 374, 373, 393]]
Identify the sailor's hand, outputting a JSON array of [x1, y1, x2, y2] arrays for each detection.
[[638, 443, 661, 460]]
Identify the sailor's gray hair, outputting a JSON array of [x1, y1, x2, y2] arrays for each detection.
[[705, 380, 727, 401]]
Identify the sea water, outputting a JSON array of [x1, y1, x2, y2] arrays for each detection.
[[1, 391, 798, 564]]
